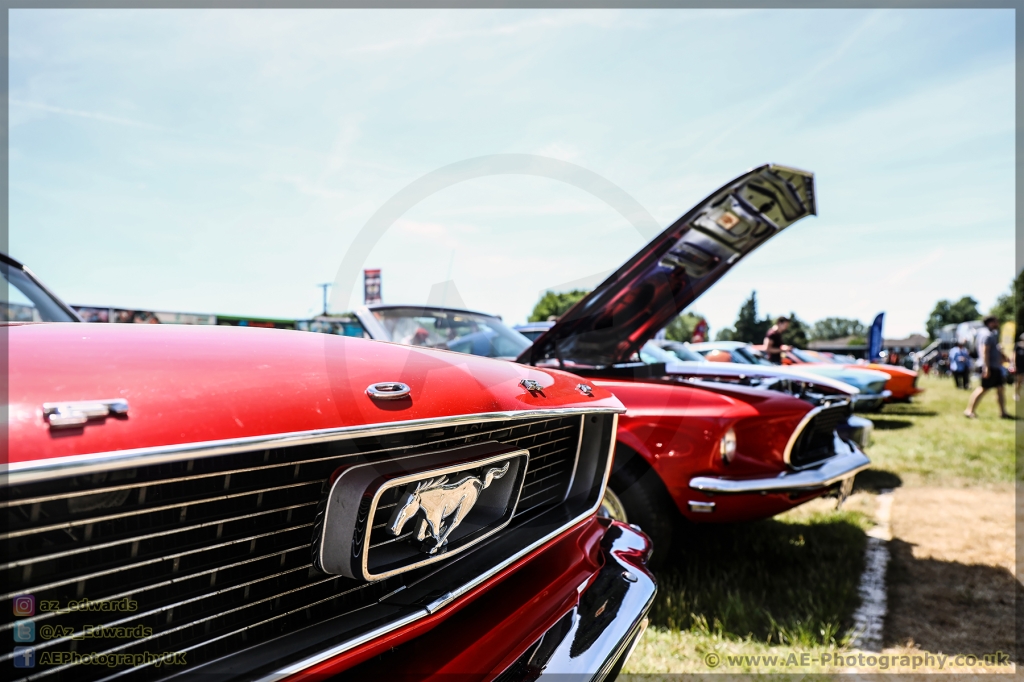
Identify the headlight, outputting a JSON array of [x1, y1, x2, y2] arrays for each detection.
[[719, 427, 737, 465]]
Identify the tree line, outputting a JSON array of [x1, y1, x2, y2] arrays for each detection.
[[527, 269, 1024, 346]]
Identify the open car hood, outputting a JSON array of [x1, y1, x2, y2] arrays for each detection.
[[518, 165, 816, 368]]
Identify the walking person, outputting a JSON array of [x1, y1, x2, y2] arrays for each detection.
[[762, 316, 790, 365], [949, 342, 971, 390], [1014, 333, 1024, 401], [965, 316, 1012, 419]]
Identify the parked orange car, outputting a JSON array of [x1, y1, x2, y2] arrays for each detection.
[[785, 349, 923, 402]]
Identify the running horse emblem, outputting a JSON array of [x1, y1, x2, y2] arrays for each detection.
[[387, 462, 511, 554]]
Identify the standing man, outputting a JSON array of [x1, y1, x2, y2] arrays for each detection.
[[949, 342, 970, 390], [965, 316, 1011, 419], [763, 316, 790, 365]]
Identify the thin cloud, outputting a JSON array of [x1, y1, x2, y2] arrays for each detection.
[[10, 98, 168, 132], [885, 247, 945, 286], [688, 9, 885, 161]]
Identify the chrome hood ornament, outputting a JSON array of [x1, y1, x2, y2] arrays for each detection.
[[388, 462, 510, 554]]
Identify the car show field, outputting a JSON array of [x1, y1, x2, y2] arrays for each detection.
[[623, 374, 1017, 674]]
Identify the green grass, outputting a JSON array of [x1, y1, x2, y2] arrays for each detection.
[[624, 508, 870, 673], [864, 375, 1016, 486]]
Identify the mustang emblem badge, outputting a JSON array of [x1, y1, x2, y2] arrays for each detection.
[[312, 443, 528, 581], [388, 462, 510, 554]]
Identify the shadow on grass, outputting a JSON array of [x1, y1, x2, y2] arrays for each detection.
[[886, 538, 1021, 661], [651, 512, 867, 647], [871, 419, 913, 430], [879, 407, 938, 417], [853, 468, 902, 493]]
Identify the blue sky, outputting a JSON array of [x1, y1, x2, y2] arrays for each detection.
[[10, 8, 1015, 338]]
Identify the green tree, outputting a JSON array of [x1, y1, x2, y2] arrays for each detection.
[[989, 269, 1023, 330], [809, 317, 868, 341], [781, 313, 810, 348], [663, 312, 709, 342], [925, 296, 980, 339], [733, 291, 772, 343], [715, 327, 735, 341], [529, 289, 589, 322]]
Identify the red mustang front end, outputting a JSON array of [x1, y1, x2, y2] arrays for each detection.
[[2, 292, 654, 682]]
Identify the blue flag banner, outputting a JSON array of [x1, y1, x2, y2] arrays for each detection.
[[868, 312, 885, 361]]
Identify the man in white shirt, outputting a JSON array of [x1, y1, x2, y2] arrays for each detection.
[[964, 316, 1011, 419]]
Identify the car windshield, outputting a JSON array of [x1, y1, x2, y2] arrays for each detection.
[[659, 342, 705, 362], [733, 346, 773, 365], [2, 262, 77, 322], [516, 328, 549, 342], [789, 348, 820, 363], [638, 342, 679, 365], [371, 307, 532, 359]]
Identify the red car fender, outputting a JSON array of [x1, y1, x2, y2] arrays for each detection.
[[595, 378, 817, 521]]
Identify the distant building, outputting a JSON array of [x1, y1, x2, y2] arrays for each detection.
[[72, 305, 216, 325], [882, 334, 928, 355], [72, 304, 369, 335], [807, 336, 867, 357], [296, 315, 367, 337]]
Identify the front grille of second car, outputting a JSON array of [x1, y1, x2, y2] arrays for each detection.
[[866, 379, 888, 395], [788, 403, 852, 468], [0, 414, 582, 682]]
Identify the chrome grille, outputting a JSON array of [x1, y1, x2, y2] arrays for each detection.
[[1, 415, 583, 682], [788, 403, 852, 469]]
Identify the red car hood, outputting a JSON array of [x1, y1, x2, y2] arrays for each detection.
[[8, 323, 621, 466], [518, 164, 816, 368]]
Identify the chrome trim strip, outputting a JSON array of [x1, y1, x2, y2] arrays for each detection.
[[851, 390, 891, 403], [4, 407, 624, 485], [1, 479, 316, 540], [259, 412, 621, 682], [21, 264, 85, 322], [2, 506, 315, 570], [3, 423, 576, 508], [561, 415, 586, 503], [0, 536, 310, 606], [689, 440, 870, 495], [782, 404, 827, 467], [502, 523, 656, 682]]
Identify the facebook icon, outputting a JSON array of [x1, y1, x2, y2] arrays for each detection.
[[13, 646, 35, 668]]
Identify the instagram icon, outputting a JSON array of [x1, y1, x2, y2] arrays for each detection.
[[12, 595, 35, 617]]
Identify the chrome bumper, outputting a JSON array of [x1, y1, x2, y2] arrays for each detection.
[[689, 438, 871, 495], [508, 522, 656, 682], [836, 414, 873, 450], [851, 390, 890, 411]]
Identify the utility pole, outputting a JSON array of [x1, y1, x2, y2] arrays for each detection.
[[317, 283, 332, 317]]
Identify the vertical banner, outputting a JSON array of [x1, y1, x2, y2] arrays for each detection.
[[868, 312, 885, 361], [364, 269, 382, 305]]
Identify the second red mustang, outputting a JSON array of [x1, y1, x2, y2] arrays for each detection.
[[352, 165, 871, 564]]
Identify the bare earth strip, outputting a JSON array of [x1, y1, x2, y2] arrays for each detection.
[[881, 485, 1018, 672]]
